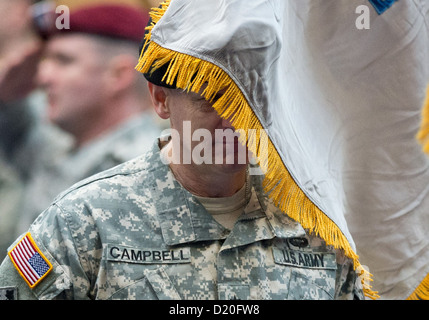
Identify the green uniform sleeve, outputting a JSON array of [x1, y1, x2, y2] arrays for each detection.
[[0, 202, 94, 300], [0, 256, 37, 300]]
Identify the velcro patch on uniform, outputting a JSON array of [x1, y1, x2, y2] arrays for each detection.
[[273, 247, 337, 270], [8, 233, 52, 288], [107, 244, 191, 264], [368, 0, 398, 15], [0, 287, 17, 300]]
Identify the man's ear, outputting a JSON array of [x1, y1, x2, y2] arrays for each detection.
[[147, 82, 170, 119], [105, 54, 136, 95]]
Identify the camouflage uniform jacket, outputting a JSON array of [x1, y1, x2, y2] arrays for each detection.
[[0, 138, 364, 300]]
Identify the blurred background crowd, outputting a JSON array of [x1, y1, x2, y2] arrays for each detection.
[[0, 0, 166, 254]]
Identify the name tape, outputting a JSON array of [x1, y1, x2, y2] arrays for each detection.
[[107, 244, 191, 264]]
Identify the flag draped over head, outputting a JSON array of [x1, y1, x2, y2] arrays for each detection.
[[136, 0, 429, 299]]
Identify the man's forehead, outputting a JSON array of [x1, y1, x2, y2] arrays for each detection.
[[46, 33, 98, 54]]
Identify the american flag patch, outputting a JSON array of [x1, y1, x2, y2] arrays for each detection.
[[8, 233, 52, 288]]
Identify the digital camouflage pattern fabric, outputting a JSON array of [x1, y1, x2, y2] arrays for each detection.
[[0, 139, 364, 300]]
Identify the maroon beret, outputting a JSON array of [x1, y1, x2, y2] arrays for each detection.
[[38, 4, 149, 43]]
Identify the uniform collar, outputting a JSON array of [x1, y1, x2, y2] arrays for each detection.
[[149, 139, 228, 245], [149, 138, 306, 246], [155, 170, 230, 246], [220, 186, 307, 250]]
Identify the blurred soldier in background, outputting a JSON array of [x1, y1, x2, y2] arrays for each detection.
[[0, 0, 58, 255], [0, 1, 164, 253]]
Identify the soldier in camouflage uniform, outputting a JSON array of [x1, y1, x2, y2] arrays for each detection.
[[0, 136, 363, 300], [0, 82, 364, 300], [0, 1, 364, 300]]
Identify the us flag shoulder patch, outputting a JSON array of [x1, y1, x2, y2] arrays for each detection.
[[8, 233, 52, 288]]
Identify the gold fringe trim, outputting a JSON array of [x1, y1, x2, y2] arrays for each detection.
[[412, 87, 429, 300], [417, 85, 429, 153], [407, 273, 429, 300], [136, 0, 379, 299]]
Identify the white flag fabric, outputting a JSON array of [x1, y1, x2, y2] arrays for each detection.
[[137, 0, 429, 299], [278, 0, 429, 300]]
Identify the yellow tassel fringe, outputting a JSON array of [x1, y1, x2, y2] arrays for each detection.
[[413, 87, 429, 300], [407, 272, 429, 300], [136, 0, 379, 299], [417, 85, 429, 154]]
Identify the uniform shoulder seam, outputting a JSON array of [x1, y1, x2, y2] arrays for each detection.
[[52, 164, 153, 205]]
